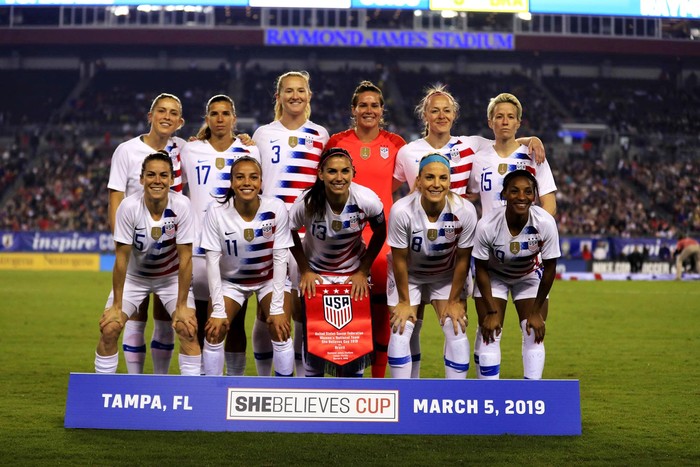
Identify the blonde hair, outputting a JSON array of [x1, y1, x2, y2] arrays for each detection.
[[196, 94, 236, 140], [149, 93, 182, 115], [414, 84, 459, 136], [274, 71, 312, 121], [487, 92, 522, 121]]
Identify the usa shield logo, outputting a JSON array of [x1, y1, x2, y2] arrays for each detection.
[[349, 215, 359, 230], [450, 147, 460, 163], [305, 137, 313, 149], [323, 294, 353, 330], [380, 146, 389, 160], [528, 236, 539, 252], [444, 224, 455, 242], [163, 220, 176, 237], [262, 221, 273, 239]]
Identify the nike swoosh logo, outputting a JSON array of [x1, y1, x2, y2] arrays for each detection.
[[412, 230, 422, 234], [135, 227, 145, 231], [270, 139, 279, 144], [197, 159, 208, 163], [225, 231, 236, 235]]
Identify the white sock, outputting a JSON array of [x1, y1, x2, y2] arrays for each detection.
[[473, 326, 482, 377], [478, 328, 502, 380], [294, 320, 304, 377], [203, 340, 225, 376], [388, 321, 414, 379], [442, 318, 469, 379], [122, 320, 146, 374], [95, 352, 118, 373], [410, 318, 423, 378], [225, 352, 246, 376], [252, 318, 273, 376], [151, 319, 174, 375], [272, 338, 294, 376], [521, 319, 545, 379], [178, 353, 202, 376]]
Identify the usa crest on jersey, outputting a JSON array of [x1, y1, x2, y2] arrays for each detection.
[[444, 223, 455, 242], [163, 219, 176, 238], [304, 137, 313, 150], [528, 236, 540, 252], [323, 294, 353, 330], [349, 214, 359, 230], [450, 147, 460, 163], [262, 221, 274, 239], [380, 146, 389, 160]]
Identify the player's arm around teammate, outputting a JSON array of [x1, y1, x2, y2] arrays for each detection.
[[200, 157, 295, 376], [472, 170, 560, 380], [387, 154, 477, 379]]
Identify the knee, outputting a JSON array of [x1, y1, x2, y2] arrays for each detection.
[[101, 321, 123, 343]]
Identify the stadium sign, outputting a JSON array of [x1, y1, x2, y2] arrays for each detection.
[[0, 231, 114, 253], [265, 28, 514, 50], [66, 374, 581, 435]]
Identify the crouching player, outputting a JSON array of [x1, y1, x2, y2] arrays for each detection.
[[387, 154, 477, 379], [472, 169, 560, 380], [95, 152, 201, 375], [199, 157, 295, 377]]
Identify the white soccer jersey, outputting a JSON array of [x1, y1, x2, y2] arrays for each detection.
[[472, 205, 560, 279], [393, 136, 491, 197], [289, 183, 384, 275], [113, 191, 194, 278], [387, 191, 477, 278], [253, 120, 329, 210], [180, 138, 261, 253], [108, 135, 186, 196], [468, 145, 557, 215], [200, 195, 293, 286]]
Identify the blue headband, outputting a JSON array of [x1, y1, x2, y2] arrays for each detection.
[[418, 154, 450, 173]]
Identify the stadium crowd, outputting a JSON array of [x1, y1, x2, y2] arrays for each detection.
[[0, 66, 698, 237]]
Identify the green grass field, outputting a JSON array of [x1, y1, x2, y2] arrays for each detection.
[[1, 271, 698, 465]]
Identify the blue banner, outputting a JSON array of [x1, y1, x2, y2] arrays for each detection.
[[0, 231, 114, 253], [65, 374, 581, 435]]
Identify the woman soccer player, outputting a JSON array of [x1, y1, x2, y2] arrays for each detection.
[[289, 147, 386, 377], [386, 154, 478, 379], [180, 94, 260, 376], [199, 156, 294, 377], [96, 152, 200, 376], [106, 93, 186, 374], [472, 169, 560, 380], [252, 71, 330, 376], [326, 80, 406, 378]]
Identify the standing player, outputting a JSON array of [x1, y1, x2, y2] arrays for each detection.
[[180, 94, 260, 376], [199, 157, 294, 376], [386, 154, 477, 379], [326, 80, 406, 378], [472, 170, 560, 380], [95, 152, 201, 376], [253, 71, 329, 376], [106, 93, 186, 374], [392, 85, 544, 377], [289, 147, 386, 377], [468, 93, 557, 377]]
